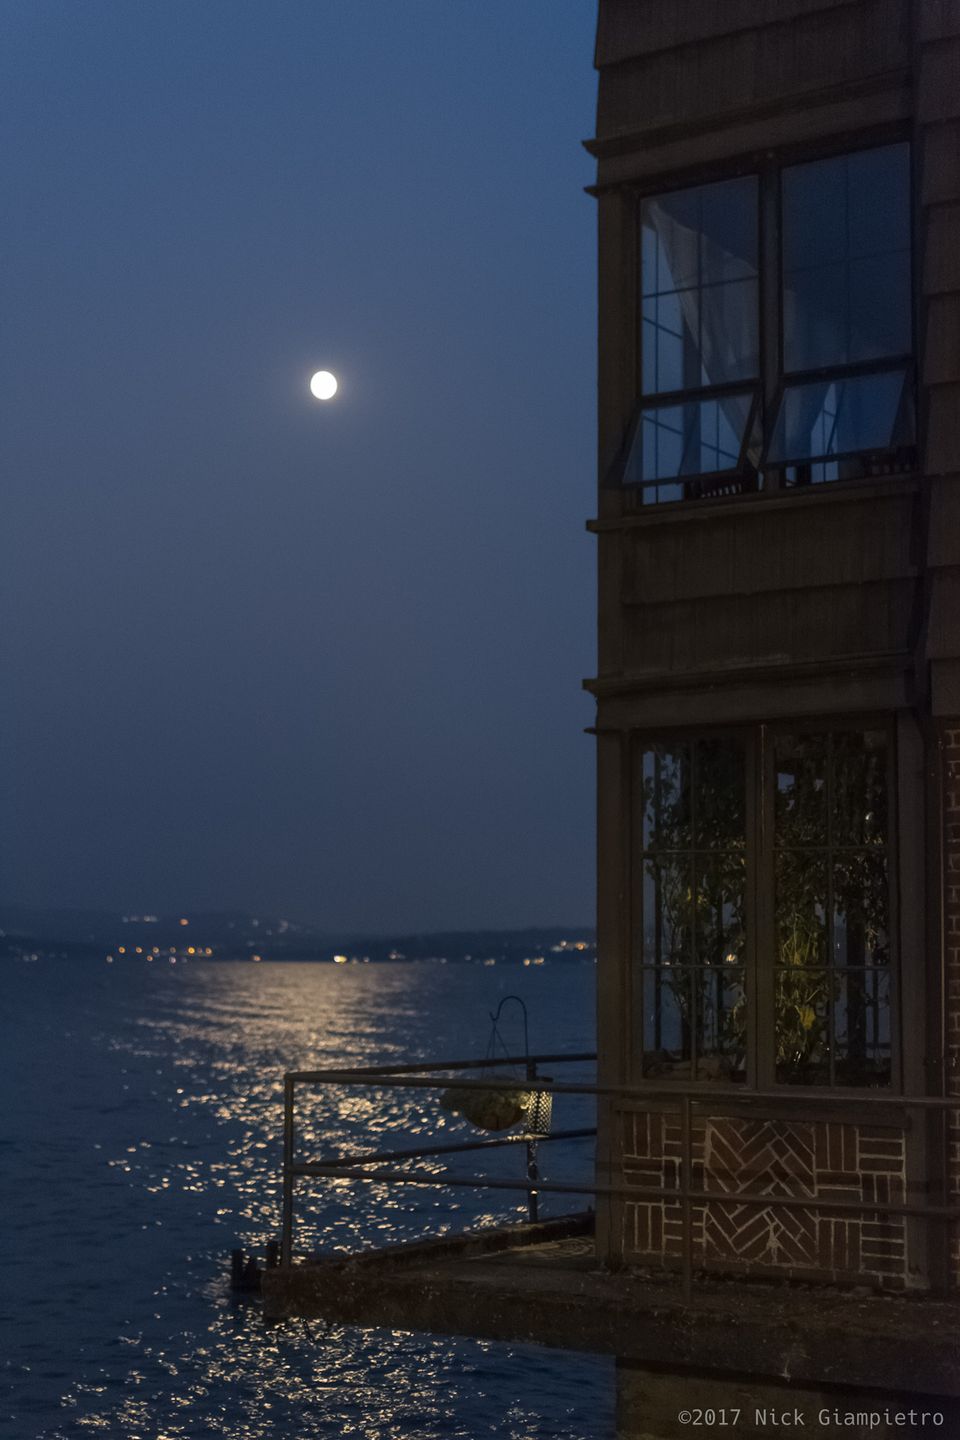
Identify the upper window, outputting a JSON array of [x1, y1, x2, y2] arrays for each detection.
[[624, 143, 914, 504], [631, 176, 761, 504]]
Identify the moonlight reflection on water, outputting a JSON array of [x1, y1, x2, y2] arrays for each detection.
[[3, 957, 611, 1438]]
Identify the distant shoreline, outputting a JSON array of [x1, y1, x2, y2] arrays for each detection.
[[0, 914, 595, 967]]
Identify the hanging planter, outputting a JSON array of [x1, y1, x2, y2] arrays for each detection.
[[438, 996, 553, 1135], [438, 1083, 531, 1132]]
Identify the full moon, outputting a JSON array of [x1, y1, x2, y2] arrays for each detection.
[[310, 370, 338, 401]]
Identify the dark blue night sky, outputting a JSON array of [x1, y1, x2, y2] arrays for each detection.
[[0, 2, 597, 931]]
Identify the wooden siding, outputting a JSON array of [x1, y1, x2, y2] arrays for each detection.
[[596, 486, 922, 692], [595, 0, 864, 68], [943, 723, 960, 1288], [620, 491, 917, 604], [918, 13, 960, 726], [621, 580, 916, 677], [593, 0, 910, 154]]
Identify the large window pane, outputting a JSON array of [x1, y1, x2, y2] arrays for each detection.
[[697, 968, 747, 1081], [695, 737, 745, 848], [642, 289, 687, 395], [642, 859, 693, 967], [775, 969, 831, 1084], [782, 144, 911, 372], [782, 263, 846, 372], [698, 278, 758, 385], [775, 734, 827, 846], [846, 144, 911, 259], [696, 856, 746, 967], [776, 851, 828, 970], [849, 255, 911, 364], [641, 745, 691, 850], [782, 157, 847, 272], [638, 736, 747, 1081], [642, 968, 691, 1071], [834, 970, 891, 1086], [833, 853, 889, 968], [641, 176, 759, 394], [774, 728, 892, 1088], [832, 729, 887, 844]]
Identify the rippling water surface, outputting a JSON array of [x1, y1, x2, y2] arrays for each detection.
[[3, 957, 612, 1438]]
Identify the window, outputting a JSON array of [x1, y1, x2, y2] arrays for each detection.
[[773, 730, 892, 1086], [623, 143, 914, 503], [633, 725, 894, 1088], [636, 738, 748, 1080], [629, 177, 761, 504]]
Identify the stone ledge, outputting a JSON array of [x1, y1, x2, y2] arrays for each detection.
[[262, 1217, 960, 1400]]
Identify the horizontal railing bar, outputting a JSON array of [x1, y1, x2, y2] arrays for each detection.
[[288, 1052, 596, 1081], [286, 1068, 960, 1110], [292, 1163, 960, 1220], [313, 1127, 597, 1170]]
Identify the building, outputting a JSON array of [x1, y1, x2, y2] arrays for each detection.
[[588, 0, 960, 1298], [263, 3, 960, 1431]]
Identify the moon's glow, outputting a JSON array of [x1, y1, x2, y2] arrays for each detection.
[[310, 370, 338, 400]]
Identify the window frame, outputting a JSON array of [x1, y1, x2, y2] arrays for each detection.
[[630, 725, 758, 1088], [622, 384, 763, 500], [620, 133, 916, 506], [629, 717, 901, 1095]]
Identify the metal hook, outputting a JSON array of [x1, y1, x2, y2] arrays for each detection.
[[489, 994, 530, 1061]]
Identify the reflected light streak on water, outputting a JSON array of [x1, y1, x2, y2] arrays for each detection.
[[2, 958, 612, 1438]]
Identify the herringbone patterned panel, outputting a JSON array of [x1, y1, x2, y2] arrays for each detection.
[[704, 1118, 818, 1267], [619, 1108, 908, 1286]]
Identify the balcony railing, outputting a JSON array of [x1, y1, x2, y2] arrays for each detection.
[[280, 1054, 960, 1300]]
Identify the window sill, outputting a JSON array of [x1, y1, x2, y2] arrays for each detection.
[[588, 470, 920, 533]]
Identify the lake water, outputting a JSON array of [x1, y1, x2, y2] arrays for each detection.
[[2, 955, 613, 1438]]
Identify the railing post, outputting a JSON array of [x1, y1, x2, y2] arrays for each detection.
[[938, 1101, 953, 1291], [680, 1094, 693, 1304], [281, 1074, 295, 1265], [526, 1058, 539, 1224]]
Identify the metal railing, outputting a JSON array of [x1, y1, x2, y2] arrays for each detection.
[[280, 1054, 960, 1301]]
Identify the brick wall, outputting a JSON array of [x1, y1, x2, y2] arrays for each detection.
[[943, 723, 960, 1287], [618, 1108, 909, 1289]]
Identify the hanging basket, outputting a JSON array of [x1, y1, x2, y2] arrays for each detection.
[[438, 995, 553, 1134], [438, 1083, 530, 1132]]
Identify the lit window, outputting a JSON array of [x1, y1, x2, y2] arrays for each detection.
[[773, 730, 891, 1086], [636, 738, 747, 1082], [634, 726, 894, 1088]]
